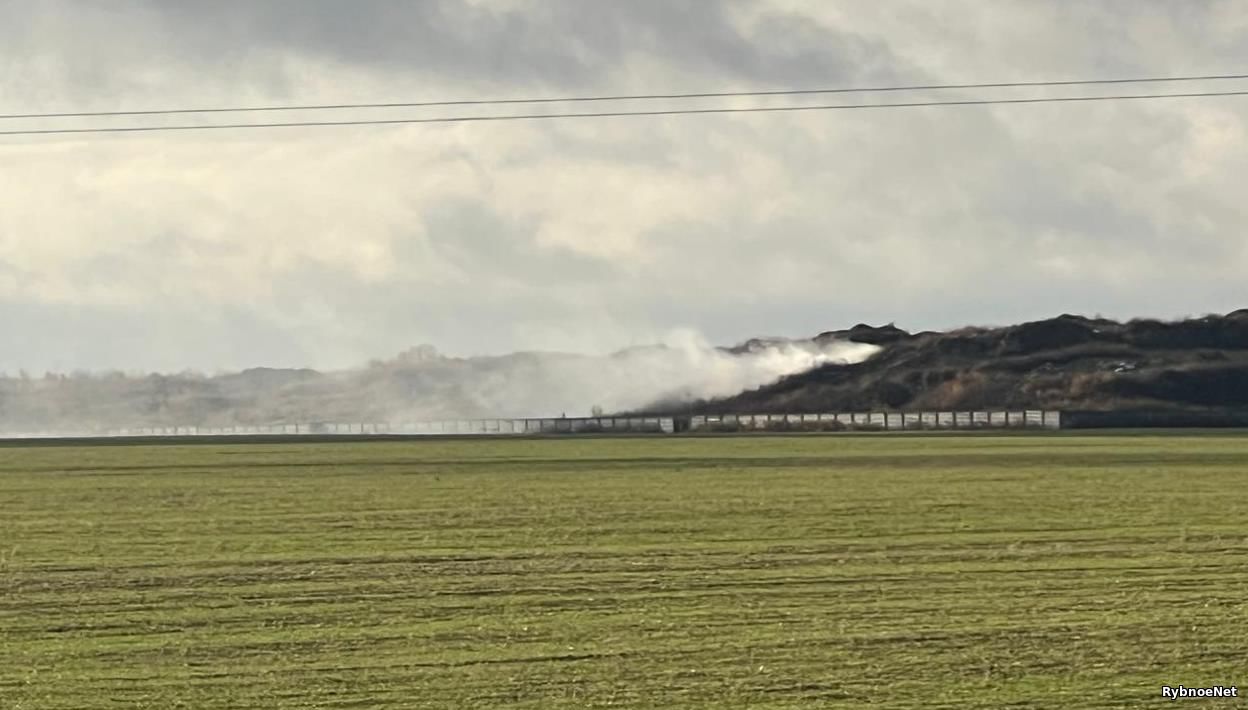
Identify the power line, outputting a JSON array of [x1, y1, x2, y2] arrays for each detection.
[[3, 72, 1248, 121], [2, 89, 1247, 137]]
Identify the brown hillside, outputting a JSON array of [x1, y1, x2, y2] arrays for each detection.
[[688, 311, 1248, 414]]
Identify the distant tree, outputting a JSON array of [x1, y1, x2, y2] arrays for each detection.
[[396, 345, 440, 364], [145, 375, 171, 415]]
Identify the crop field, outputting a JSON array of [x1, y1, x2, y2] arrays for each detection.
[[2, 434, 1247, 708]]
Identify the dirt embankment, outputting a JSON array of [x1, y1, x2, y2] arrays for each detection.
[[686, 310, 1248, 415]]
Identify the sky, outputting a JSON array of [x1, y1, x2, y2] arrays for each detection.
[[2, 0, 1247, 373]]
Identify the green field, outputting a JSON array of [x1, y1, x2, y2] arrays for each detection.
[[2, 434, 1246, 708]]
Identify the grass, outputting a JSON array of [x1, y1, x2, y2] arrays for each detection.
[[2, 434, 1247, 708]]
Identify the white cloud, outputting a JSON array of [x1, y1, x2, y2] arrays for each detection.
[[1, 0, 1246, 373]]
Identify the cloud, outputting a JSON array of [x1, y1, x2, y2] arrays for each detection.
[[1, 0, 1247, 375]]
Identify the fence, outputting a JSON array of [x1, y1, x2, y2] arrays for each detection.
[[37, 409, 1248, 439], [101, 416, 678, 438], [687, 410, 1061, 432], [89, 412, 1058, 438]]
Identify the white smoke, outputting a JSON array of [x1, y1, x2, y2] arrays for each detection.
[[0, 334, 882, 431], [374, 333, 881, 418]]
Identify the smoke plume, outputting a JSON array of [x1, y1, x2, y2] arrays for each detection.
[[0, 335, 879, 433]]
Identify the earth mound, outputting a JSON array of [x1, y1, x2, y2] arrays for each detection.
[[681, 310, 1248, 415]]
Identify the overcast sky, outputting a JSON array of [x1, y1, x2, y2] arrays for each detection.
[[2, 0, 1247, 373]]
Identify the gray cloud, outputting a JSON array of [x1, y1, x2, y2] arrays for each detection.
[[2, 0, 900, 103], [1, 0, 1246, 375]]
